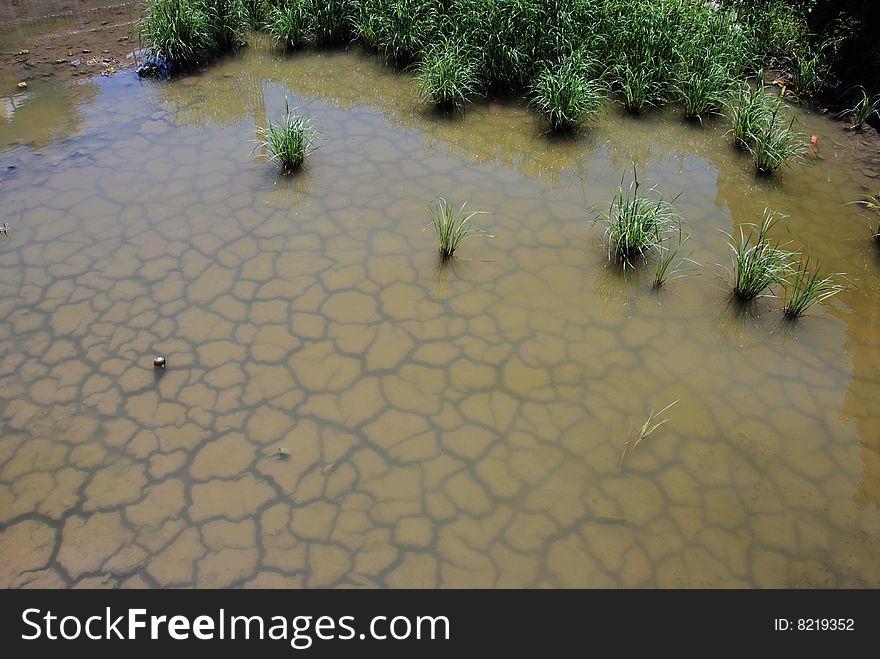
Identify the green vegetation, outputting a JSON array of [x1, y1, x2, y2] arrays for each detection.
[[355, 0, 438, 63], [726, 76, 773, 148], [724, 77, 807, 175], [839, 87, 880, 131], [417, 38, 480, 111], [854, 193, 880, 243], [141, 0, 222, 70], [788, 43, 832, 96], [242, 0, 268, 29], [265, 1, 308, 50], [529, 52, 605, 131], [255, 97, 316, 173], [203, 0, 247, 52], [304, 0, 352, 45], [783, 257, 845, 318], [673, 62, 734, 122], [727, 208, 793, 300], [653, 228, 697, 289], [428, 198, 491, 259], [599, 166, 680, 268], [746, 112, 807, 176]]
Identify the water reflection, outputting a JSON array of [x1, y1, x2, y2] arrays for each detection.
[[0, 38, 879, 589], [0, 80, 100, 152]]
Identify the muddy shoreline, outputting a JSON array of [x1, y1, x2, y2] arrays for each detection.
[[0, 0, 140, 89]]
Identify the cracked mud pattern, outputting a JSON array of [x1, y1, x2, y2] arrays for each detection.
[[1, 40, 880, 588]]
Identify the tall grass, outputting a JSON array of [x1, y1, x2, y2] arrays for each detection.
[[255, 97, 316, 173], [783, 257, 845, 318], [265, 1, 308, 50], [529, 52, 605, 131], [599, 165, 680, 268], [428, 198, 491, 258], [727, 208, 793, 300], [417, 38, 480, 111]]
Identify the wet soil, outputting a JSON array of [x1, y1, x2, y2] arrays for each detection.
[[0, 0, 140, 92]]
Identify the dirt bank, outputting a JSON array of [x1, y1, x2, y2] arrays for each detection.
[[0, 0, 141, 91]]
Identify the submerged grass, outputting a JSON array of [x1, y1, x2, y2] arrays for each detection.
[[255, 97, 316, 173], [783, 257, 845, 318], [618, 399, 679, 474], [727, 208, 793, 300], [530, 52, 605, 131], [599, 165, 680, 268], [428, 198, 492, 259]]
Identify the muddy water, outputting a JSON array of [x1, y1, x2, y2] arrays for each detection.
[[2, 37, 880, 588]]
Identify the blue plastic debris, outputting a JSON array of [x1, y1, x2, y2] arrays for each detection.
[[137, 52, 171, 78]]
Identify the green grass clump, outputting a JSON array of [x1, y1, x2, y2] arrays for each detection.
[[255, 97, 316, 173], [141, 0, 246, 70], [783, 257, 845, 318], [787, 43, 831, 97], [673, 62, 734, 122], [725, 77, 773, 148], [265, 1, 308, 50], [599, 165, 680, 268], [616, 58, 664, 114], [529, 52, 605, 131], [729, 85, 807, 175], [745, 99, 807, 175], [141, 0, 218, 70], [839, 87, 880, 131], [428, 198, 491, 259], [201, 0, 246, 52], [242, 0, 267, 29], [304, 0, 352, 45], [356, 0, 439, 63], [417, 38, 480, 111], [727, 208, 793, 300]]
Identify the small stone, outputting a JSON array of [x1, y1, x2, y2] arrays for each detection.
[[153, 355, 166, 369], [17, 82, 27, 88]]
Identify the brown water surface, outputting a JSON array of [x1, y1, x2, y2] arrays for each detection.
[[1, 38, 880, 588]]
